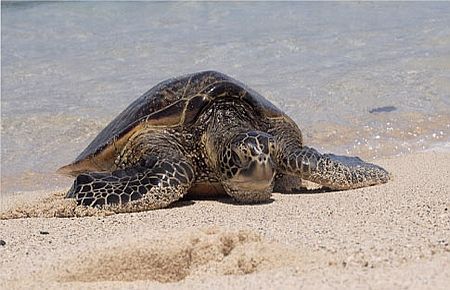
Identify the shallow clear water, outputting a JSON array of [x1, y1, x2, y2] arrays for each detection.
[[1, 2, 450, 194]]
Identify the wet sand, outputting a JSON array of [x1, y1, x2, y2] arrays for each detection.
[[0, 151, 449, 289]]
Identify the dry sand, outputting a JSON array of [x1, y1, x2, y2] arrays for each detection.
[[0, 152, 449, 289]]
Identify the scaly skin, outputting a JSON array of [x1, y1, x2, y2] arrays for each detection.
[[67, 132, 195, 210]]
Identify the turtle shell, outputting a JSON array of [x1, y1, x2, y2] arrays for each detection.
[[58, 71, 286, 176]]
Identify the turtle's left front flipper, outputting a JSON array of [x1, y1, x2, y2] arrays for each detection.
[[67, 157, 195, 210], [278, 146, 390, 190]]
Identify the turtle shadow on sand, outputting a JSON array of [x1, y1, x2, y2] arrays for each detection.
[[216, 197, 275, 206], [282, 187, 337, 195], [214, 187, 337, 206], [166, 199, 196, 209], [179, 191, 274, 206]]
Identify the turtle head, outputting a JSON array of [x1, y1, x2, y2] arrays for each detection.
[[219, 131, 276, 202]]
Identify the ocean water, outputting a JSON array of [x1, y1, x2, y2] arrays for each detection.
[[1, 2, 449, 194]]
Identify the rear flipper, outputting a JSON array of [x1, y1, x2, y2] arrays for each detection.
[[67, 158, 195, 211], [280, 146, 390, 190]]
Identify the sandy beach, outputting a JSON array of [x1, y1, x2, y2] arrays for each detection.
[[1, 151, 449, 289], [2, 2, 450, 289]]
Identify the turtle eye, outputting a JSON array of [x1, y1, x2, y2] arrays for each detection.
[[243, 139, 262, 157]]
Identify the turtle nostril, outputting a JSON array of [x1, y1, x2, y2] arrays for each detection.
[[256, 154, 270, 163]]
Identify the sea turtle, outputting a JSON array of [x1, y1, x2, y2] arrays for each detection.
[[58, 71, 389, 211]]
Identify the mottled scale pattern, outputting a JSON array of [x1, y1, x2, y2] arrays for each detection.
[[282, 146, 390, 190], [67, 158, 194, 209], [219, 131, 275, 180]]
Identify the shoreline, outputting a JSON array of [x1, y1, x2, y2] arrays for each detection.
[[1, 151, 449, 289]]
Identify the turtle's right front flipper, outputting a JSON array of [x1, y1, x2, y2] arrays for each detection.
[[279, 146, 390, 190], [67, 157, 195, 210]]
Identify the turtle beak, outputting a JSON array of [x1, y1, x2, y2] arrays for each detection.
[[232, 153, 275, 191]]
